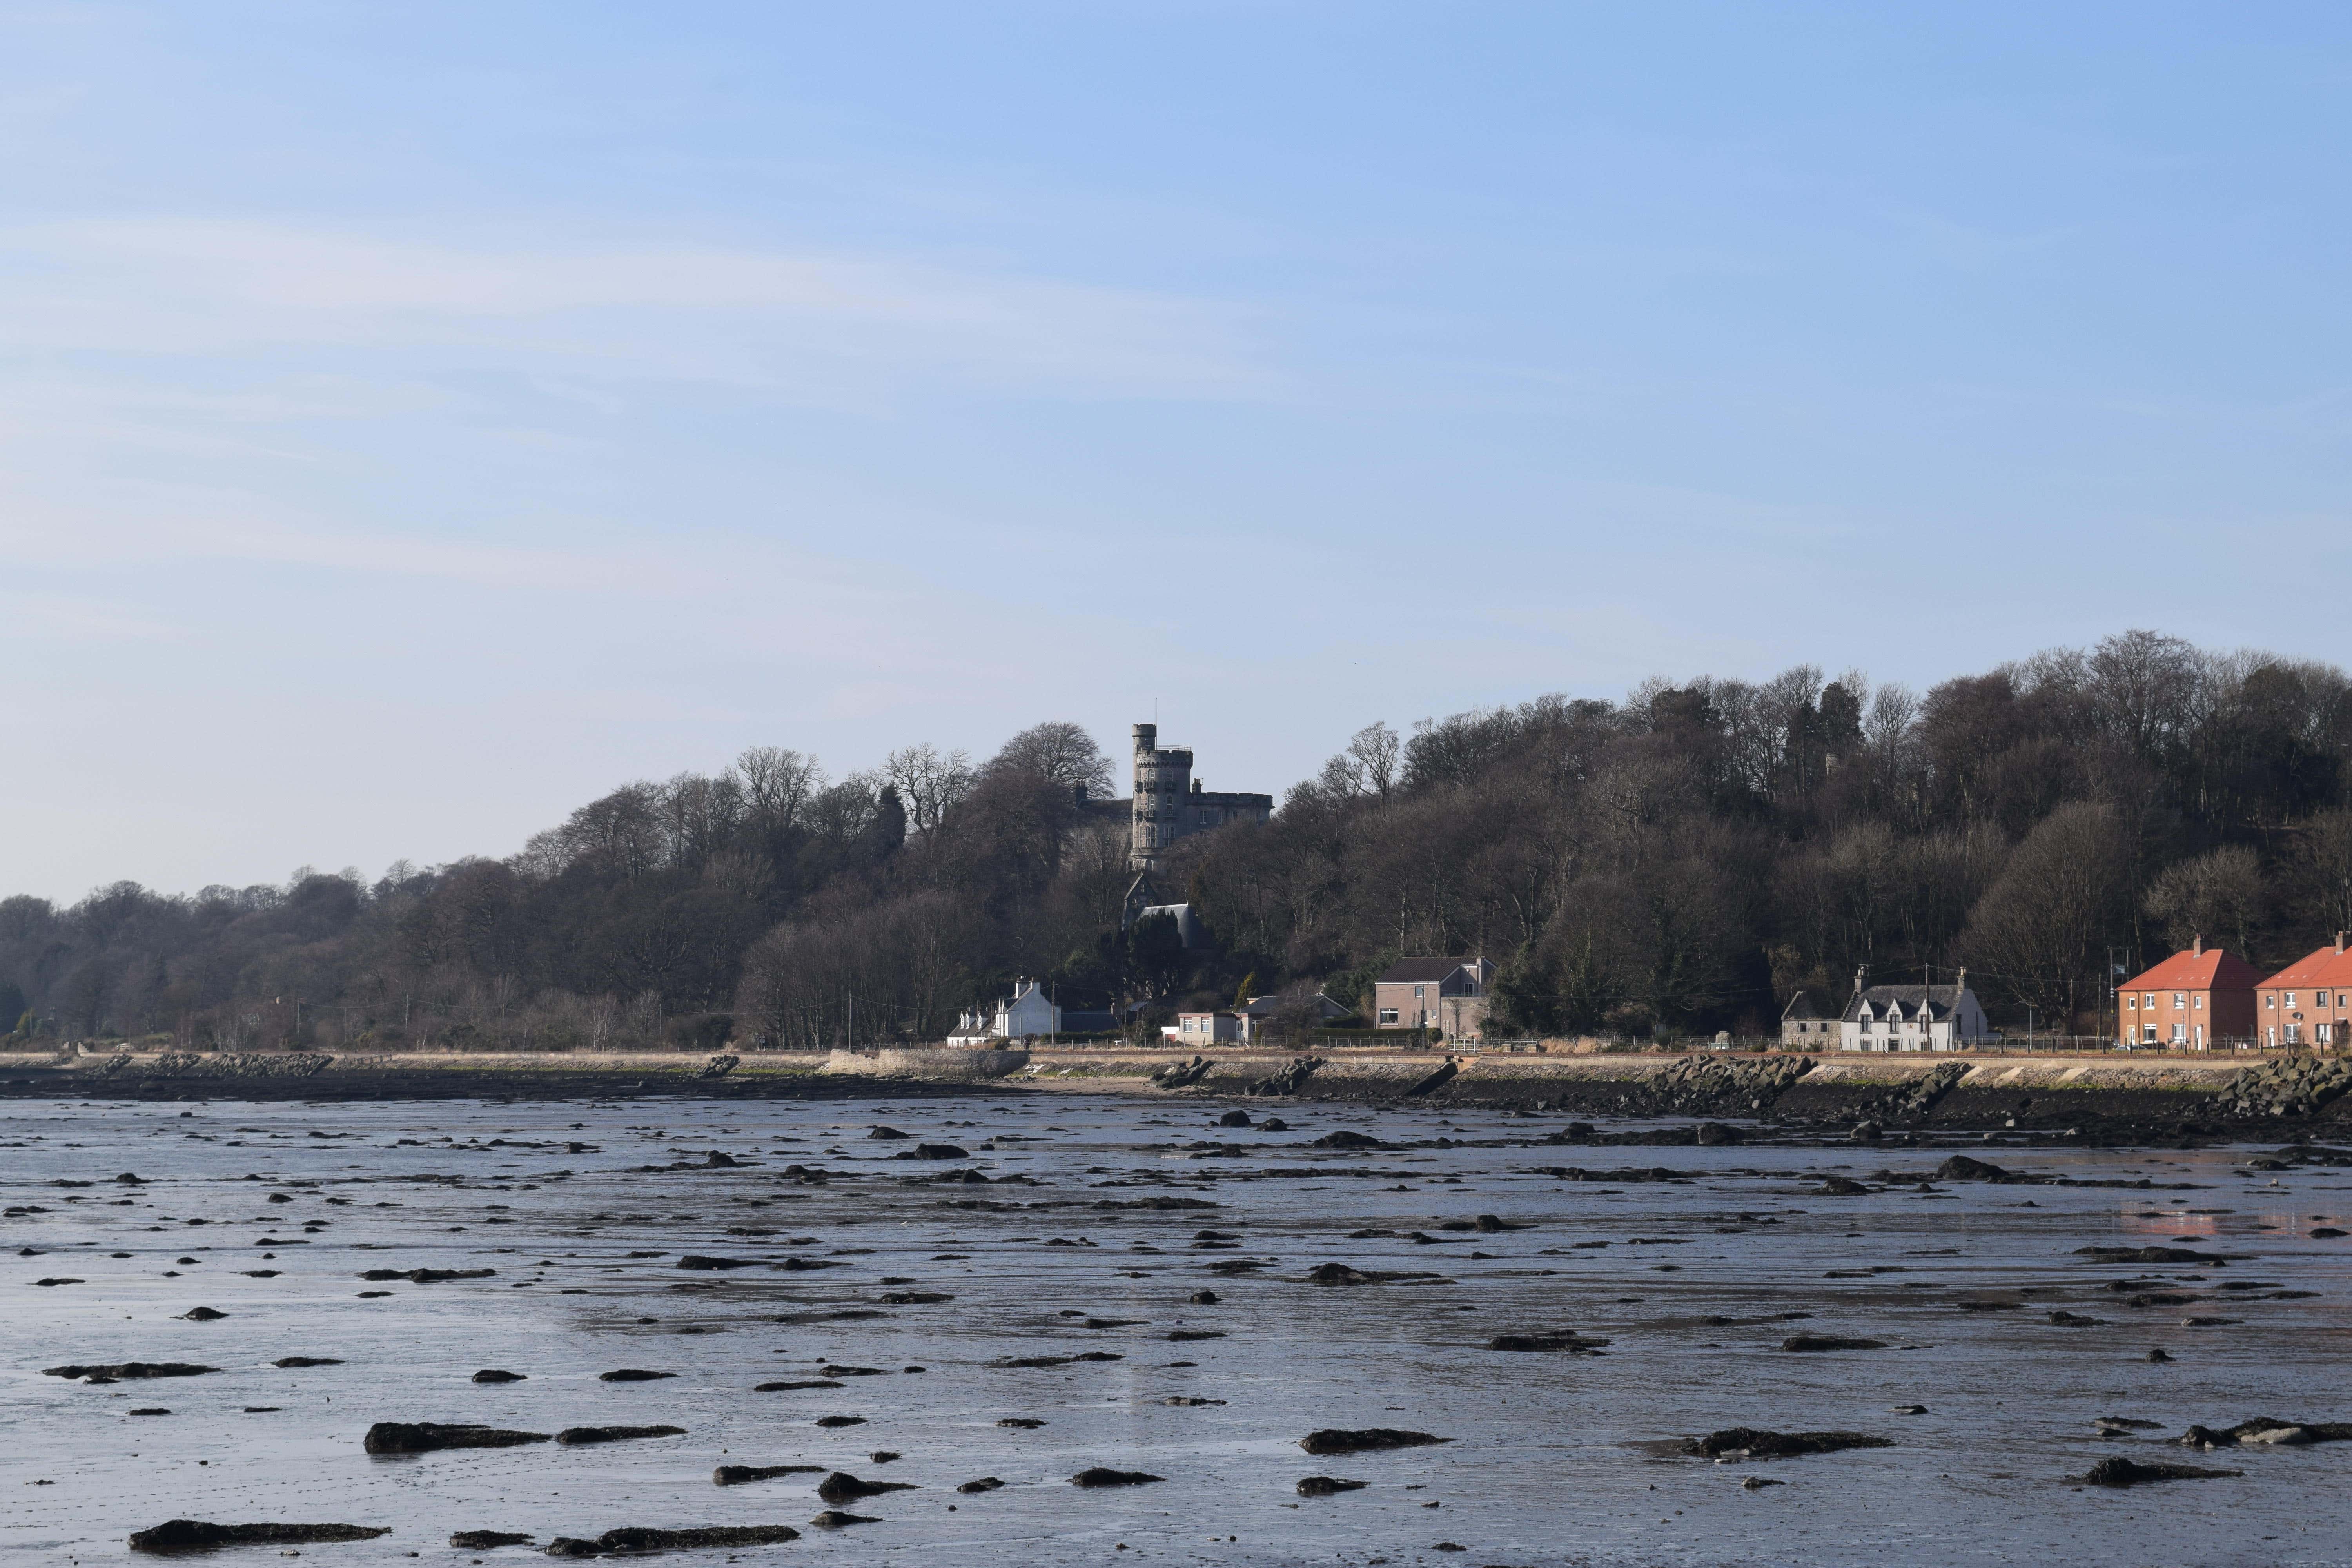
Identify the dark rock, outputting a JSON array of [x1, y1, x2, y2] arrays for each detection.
[[808, 1512, 878, 1528], [675, 1255, 756, 1270], [956, 1478, 1004, 1494], [449, 1531, 534, 1549], [1741, 1475, 1786, 1490], [821, 1365, 889, 1377], [1934, 1154, 2011, 1181], [1071, 1467, 1164, 1486], [595, 1526, 800, 1549], [754, 1379, 844, 1392], [817, 1471, 916, 1503], [998, 1417, 1047, 1428], [1150, 1056, 1214, 1089], [1189, 1290, 1220, 1304], [2147, 1348, 2175, 1362], [1684, 1428, 1893, 1459], [129, 1521, 391, 1551], [597, 1369, 675, 1382], [356, 1267, 496, 1283], [715, 1464, 823, 1485], [363, 1421, 552, 1454], [554, 1424, 686, 1445], [909, 1144, 968, 1160], [1299, 1428, 1448, 1455], [472, 1368, 526, 1383], [1813, 1178, 1870, 1196], [178, 1307, 228, 1321], [1297, 1476, 1369, 1496], [2078, 1457, 2241, 1486], [1779, 1335, 1888, 1352], [274, 1357, 343, 1369], [815, 1416, 867, 1428], [44, 1362, 217, 1381], [866, 1125, 911, 1139], [1487, 1332, 1609, 1353], [1258, 1117, 1290, 1131], [1312, 1130, 1387, 1149], [2045, 1311, 2106, 1326], [2074, 1246, 2219, 1264], [1218, 1110, 1254, 1127], [878, 1291, 954, 1304]]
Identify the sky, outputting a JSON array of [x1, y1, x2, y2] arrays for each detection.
[[5, 2, 2351, 901]]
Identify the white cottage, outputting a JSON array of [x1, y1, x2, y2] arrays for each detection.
[[1838, 970, 1992, 1052], [947, 978, 1062, 1045]]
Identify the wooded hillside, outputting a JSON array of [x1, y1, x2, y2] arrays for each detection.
[[7, 632, 2349, 1048]]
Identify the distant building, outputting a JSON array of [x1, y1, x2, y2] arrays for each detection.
[[2253, 934, 2352, 1048], [1838, 970, 1991, 1051], [1129, 723, 1273, 871], [948, 978, 1061, 1045], [1779, 992, 1835, 1046], [2118, 937, 2260, 1048], [1171, 1010, 1245, 1044], [1373, 957, 1493, 1038], [1234, 990, 1352, 1040], [1119, 869, 1213, 949]]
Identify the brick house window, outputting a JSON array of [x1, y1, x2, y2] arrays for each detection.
[[2127, 996, 2138, 1011], [1377, 1009, 1399, 1025], [2173, 993, 2185, 1007], [2194, 995, 2203, 1009]]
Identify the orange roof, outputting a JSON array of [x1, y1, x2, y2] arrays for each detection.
[[2117, 947, 2264, 993], [2255, 941, 2352, 990]]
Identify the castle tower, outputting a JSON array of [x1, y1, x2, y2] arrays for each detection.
[[1131, 722, 1194, 870]]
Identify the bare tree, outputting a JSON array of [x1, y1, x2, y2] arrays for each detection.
[[987, 722, 1115, 797], [2143, 845, 2262, 956], [733, 747, 825, 833], [1345, 722, 1400, 798], [883, 743, 977, 834]]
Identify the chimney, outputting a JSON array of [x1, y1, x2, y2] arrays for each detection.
[[1955, 966, 1967, 995], [2193, 933, 2203, 956], [2338, 932, 2346, 956], [1853, 965, 1867, 999]]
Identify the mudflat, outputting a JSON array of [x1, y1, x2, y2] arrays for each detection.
[[8, 1091, 2350, 1565]]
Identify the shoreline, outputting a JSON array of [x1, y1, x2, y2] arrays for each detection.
[[5, 1044, 2346, 1143]]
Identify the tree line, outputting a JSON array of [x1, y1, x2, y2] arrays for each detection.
[[5, 632, 2350, 1051]]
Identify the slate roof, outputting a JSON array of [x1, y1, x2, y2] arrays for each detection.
[[1840, 984, 1966, 1024], [1378, 957, 1480, 984]]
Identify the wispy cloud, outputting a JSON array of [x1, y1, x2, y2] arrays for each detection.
[[0, 218, 1270, 397]]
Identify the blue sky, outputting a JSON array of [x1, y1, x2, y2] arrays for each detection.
[[6, 3, 2350, 898]]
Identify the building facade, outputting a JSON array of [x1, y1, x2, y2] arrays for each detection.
[[1128, 723, 1274, 871], [1838, 972, 1992, 1051], [1373, 957, 1494, 1038], [2116, 938, 2260, 1048], [948, 978, 1062, 1044], [1779, 992, 1836, 1046], [2255, 935, 2352, 1048]]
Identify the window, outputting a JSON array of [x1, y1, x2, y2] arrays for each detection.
[[2287, 992, 2298, 1009], [1412, 984, 1425, 1000], [2286, 1024, 2302, 1044], [2194, 995, 2203, 1009], [2145, 1024, 2157, 1042], [2143, 993, 2155, 1008], [2126, 995, 2138, 1011], [2173, 993, 2185, 1008], [2267, 994, 2277, 1009], [1377, 1008, 1399, 1025], [2172, 1024, 2186, 1043]]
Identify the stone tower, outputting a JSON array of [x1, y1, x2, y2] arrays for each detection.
[[1127, 722, 1273, 872], [1130, 722, 1194, 870]]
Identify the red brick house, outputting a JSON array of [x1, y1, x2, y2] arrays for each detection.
[[2254, 935, 2352, 1048], [2115, 938, 2260, 1048]]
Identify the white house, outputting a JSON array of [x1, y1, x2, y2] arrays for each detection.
[[947, 978, 1062, 1045], [1838, 970, 1991, 1052]]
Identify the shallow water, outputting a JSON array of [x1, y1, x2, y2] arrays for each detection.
[[4, 1094, 2350, 1566]]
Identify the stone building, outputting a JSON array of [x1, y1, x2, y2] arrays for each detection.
[[1128, 722, 1273, 871]]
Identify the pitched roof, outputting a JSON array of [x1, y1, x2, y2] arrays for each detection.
[[1780, 993, 1824, 1021], [1840, 984, 1967, 1023], [2117, 946, 2265, 993], [1378, 957, 1479, 984], [2253, 940, 2352, 991]]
